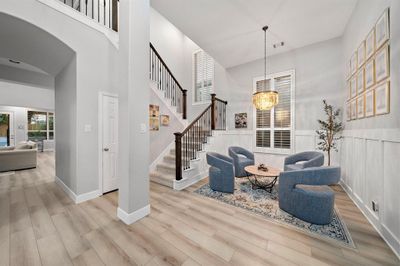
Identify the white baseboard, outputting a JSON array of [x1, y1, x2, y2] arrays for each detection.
[[174, 171, 208, 190], [340, 181, 400, 259], [55, 176, 100, 204], [117, 204, 150, 225], [76, 190, 101, 204]]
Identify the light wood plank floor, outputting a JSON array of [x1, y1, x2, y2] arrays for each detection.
[[0, 152, 399, 266]]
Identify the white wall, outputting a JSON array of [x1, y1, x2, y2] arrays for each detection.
[[340, 0, 400, 257], [149, 88, 184, 163], [150, 8, 229, 122], [149, 7, 344, 168], [0, 80, 54, 110], [225, 37, 344, 131], [55, 56, 77, 193], [2, 0, 119, 196]]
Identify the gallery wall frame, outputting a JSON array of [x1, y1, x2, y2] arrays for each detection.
[[356, 94, 365, 119], [365, 89, 375, 117], [365, 28, 375, 60], [375, 81, 390, 116], [375, 9, 390, 49], [365, 58, 375, 89], [375, 44, 390, 83], [346, 8, 390, 121]]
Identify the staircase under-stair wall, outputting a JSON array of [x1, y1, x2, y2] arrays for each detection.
[[149, 43, 228, 190]]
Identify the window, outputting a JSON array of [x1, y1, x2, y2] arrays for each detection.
[[193, 50, 214, 103], [254, 70, 295, 154], [27, 111, 55, 141]]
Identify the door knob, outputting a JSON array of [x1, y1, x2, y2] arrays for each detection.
[[104, 148, 109, 151]]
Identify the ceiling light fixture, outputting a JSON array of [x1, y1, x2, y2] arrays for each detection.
[[252, 26, 279, 111]]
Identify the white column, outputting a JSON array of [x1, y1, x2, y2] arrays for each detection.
[[117, 0, 150, 224]]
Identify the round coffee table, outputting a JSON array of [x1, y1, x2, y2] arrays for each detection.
[[244, 165, 281, 193]]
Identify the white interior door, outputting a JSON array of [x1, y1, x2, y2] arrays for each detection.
[[102, 94, 118, 193]]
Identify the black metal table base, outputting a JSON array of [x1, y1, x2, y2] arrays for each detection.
[[246, 174, 278, 193]]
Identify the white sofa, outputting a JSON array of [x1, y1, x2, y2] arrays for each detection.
[[0, 141, 37, 172]]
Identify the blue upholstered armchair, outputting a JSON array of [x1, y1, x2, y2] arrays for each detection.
[[228, 147, 255, 177], [284, 151, 324, 171], [278, 166, 341, 225], [206, 152, 235, 193]]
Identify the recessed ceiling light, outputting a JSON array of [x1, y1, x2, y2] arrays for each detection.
[[273, 42, 285, 49], [9, 59, 21, 64]]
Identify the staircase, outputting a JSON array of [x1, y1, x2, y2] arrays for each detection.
[[149, 91, 227, 190]]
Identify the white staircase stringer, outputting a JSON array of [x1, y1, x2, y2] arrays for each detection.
[[174, 133, 218, 190]]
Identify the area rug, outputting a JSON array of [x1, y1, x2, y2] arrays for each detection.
[[195, 179, 355, 248]]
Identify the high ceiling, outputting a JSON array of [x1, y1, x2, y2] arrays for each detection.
[[0, 57, 48, 74], [151, 0, 358, 68], [0, 12, 74, 77]]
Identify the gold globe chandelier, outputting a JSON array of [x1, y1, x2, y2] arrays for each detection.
[[252, 26, 279, 110]]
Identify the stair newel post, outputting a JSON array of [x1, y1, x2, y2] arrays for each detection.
[[174, 132, 183, 181], [211, 93, 216, 130], [182, 90, 187, 120]]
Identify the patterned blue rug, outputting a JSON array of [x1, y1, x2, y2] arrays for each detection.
[[195, 179, 355, 248]]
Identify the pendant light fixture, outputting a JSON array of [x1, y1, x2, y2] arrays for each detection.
[[252, 26, 279, 110]]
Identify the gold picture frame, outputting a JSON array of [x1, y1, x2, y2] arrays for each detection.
[[356, 94, 365, 119], [375, 45, 390, 83], [365, 89, 375, 117], [375, 9, 389, 50], [356, 68, 365, 95], [350, 76, 357, 99], [161, 115, 170, 126], [365, 58, 375, 89], [365, 28, 375, 60], [149, 117, 160, 131], [375, 81, 390, 115], [357, 41, 366, 68]]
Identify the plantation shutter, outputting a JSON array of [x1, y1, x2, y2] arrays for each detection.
[[273, 75, 291, 149], [194, 50, 214, 102], [254, 72, 294, 151], [255, 79, 271, 148]]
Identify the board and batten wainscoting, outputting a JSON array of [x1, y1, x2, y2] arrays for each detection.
[[340, 129, 400, 257]]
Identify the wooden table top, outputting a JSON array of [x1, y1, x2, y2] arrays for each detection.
[[244, 165, 281, 177]]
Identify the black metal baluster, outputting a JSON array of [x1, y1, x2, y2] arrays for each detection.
[[103, 0, 106, 26], [98, 0, 100, 22]]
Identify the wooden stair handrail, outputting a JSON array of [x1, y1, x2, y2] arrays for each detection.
[[174, 94, 228, 180]]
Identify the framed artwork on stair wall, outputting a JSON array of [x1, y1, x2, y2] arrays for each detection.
[[149, 104, 160, 131]]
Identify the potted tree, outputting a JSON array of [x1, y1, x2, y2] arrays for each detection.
[[316, 100, 343, 166]]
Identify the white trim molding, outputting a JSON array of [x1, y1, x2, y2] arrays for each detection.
[[117, 205, 150, 225], [37, 0, 119, 48], [55, 176, 101, 204]]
